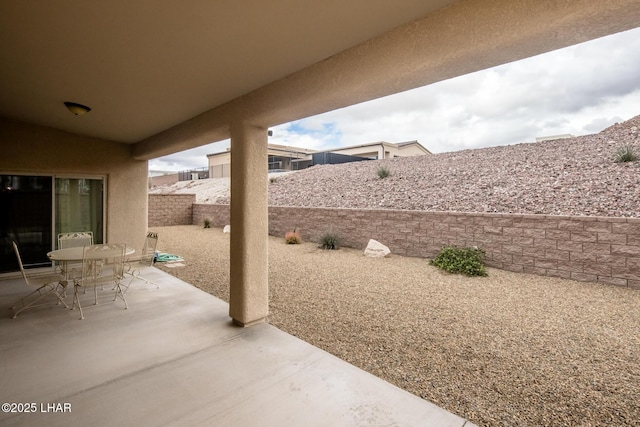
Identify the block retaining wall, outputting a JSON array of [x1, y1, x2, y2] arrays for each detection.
[[191, 202, 640, 289], [148, 194, 195, 227]]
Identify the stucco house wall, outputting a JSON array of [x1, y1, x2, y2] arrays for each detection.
[[330, 141, 430, 159], [205, 141, 431, 176], [1, 117, 149, 253]]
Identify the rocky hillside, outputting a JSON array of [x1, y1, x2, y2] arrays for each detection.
[[156, 115, 640, 217], [262, 115, 640, 217]]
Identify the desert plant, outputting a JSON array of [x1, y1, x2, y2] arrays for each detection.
[[203, 218, 211, 228], [285, 227, 302, 244], [613, 143, 638, 163], [377, 165, 391, 179], [269, 177, 278, 184], [429, 246, 488, 277], [319, 230, 340, 250]]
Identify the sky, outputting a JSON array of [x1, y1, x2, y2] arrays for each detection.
[[149, 26, 640, 173]]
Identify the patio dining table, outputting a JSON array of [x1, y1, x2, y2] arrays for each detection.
[[47, 245, 135, 279]]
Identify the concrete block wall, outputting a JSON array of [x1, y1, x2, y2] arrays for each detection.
[[193, 203, 229, 228], [190, 203, 640, 289], [148, 194, 195, 227]]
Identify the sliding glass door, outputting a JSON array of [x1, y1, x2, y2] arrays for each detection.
[[55, 177, 104, 245], [0, 175, 53, 272], [0, 174, 104, 274]]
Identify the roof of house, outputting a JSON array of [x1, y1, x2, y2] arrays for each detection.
[[326, 140, 432, 155], [207, 140, 431, 158]]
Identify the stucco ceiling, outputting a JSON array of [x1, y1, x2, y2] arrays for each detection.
[[0, 0, 456, 143]]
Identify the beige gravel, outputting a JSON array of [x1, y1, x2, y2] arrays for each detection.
[[152, 225, 640, 427]]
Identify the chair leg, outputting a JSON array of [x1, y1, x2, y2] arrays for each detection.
[[54, 281, 69, 309], [124, 270, 160, 295], [122, 274, 136, 295], [113, 282, 128, 310], [10, 283, 68, 319], [10, 286, 45, 318], [71, 284, 84, 320]]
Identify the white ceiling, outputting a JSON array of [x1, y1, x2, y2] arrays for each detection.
[[0, 0, 456, 143]]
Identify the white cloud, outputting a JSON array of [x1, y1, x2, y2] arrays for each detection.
[[152, 26, 640, 169]]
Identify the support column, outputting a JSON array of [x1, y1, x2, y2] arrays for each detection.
[[229, 122, 269, 326]]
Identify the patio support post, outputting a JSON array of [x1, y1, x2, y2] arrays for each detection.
[[228, 121, 269, 326]]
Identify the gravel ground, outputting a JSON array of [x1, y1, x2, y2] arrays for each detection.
[[152, 225, 640, 427]]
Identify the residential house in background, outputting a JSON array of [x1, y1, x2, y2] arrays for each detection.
[[206, 140, 431, 178]]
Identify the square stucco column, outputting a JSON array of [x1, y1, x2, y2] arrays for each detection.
[[229, 122, 269, 326]]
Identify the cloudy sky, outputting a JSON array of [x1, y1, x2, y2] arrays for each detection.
[[149, 26, 640, 172]]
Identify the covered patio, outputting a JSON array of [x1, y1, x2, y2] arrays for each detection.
[[2, 0, 639, 326], [0, 267, 472, 426], [2, 1, 639, 425]]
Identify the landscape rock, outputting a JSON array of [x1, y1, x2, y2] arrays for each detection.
[[364, 239, 391, 258], [223, 225, 230, 233]]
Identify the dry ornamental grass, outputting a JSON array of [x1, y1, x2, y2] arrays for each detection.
[[153, 225, 640, 427]]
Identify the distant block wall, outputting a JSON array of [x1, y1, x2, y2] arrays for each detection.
[[193, 203, 229, 228], [148, 194, 195, 226], [190, 204, 640, 289]]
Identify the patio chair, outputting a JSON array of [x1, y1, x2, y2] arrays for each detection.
[[71, 243, 127, 320], [58, 231, 93, 249], [123, 232, 159, 294], [57, 231, 94, 280], [10, 241, 68, 319]]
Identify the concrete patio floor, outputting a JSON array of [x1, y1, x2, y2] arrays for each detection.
[[0, 267, 475, 426]]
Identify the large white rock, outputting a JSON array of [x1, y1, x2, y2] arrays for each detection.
[[223, 225, 231, 233], [364, 239, 390, 258]]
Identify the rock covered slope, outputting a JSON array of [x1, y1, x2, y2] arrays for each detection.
[[155, 115, 640, 217], [264, 115, 640, 217]]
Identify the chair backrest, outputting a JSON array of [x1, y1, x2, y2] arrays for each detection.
[[11, 241, 30, 285], [81, 244, 126, 286], [140, 232, 159, 266], [58, 232, 93, 249]]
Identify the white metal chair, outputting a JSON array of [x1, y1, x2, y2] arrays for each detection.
[[71, 243, 127, 320], [10, 241, 68, 319], [58, 231, 93, 249], [124, 232, 159, 294], [56, 231, 94, 280]]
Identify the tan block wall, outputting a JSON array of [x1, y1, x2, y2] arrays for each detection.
[[189, 203, 640, 289], [148, 194, 195, 227], [193, 201, 229, 227]]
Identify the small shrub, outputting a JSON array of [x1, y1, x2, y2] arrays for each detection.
[[203, 218, 211, 228], [429, 246, 488, 277], [613, 143, 638, 163], [377, 165, 391, 179], [285, 228, 301, 244], [319, 230, 340, 250]]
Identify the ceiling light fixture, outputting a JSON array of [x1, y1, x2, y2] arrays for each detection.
[[64, 101, 91, 116]]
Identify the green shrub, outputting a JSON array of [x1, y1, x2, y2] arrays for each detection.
[[320, 230, 340, 250], [429, 246, 488, 277], [203, 218, 211, 228], [377, 165, 391, 179], [613, 143, 638, 163]]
